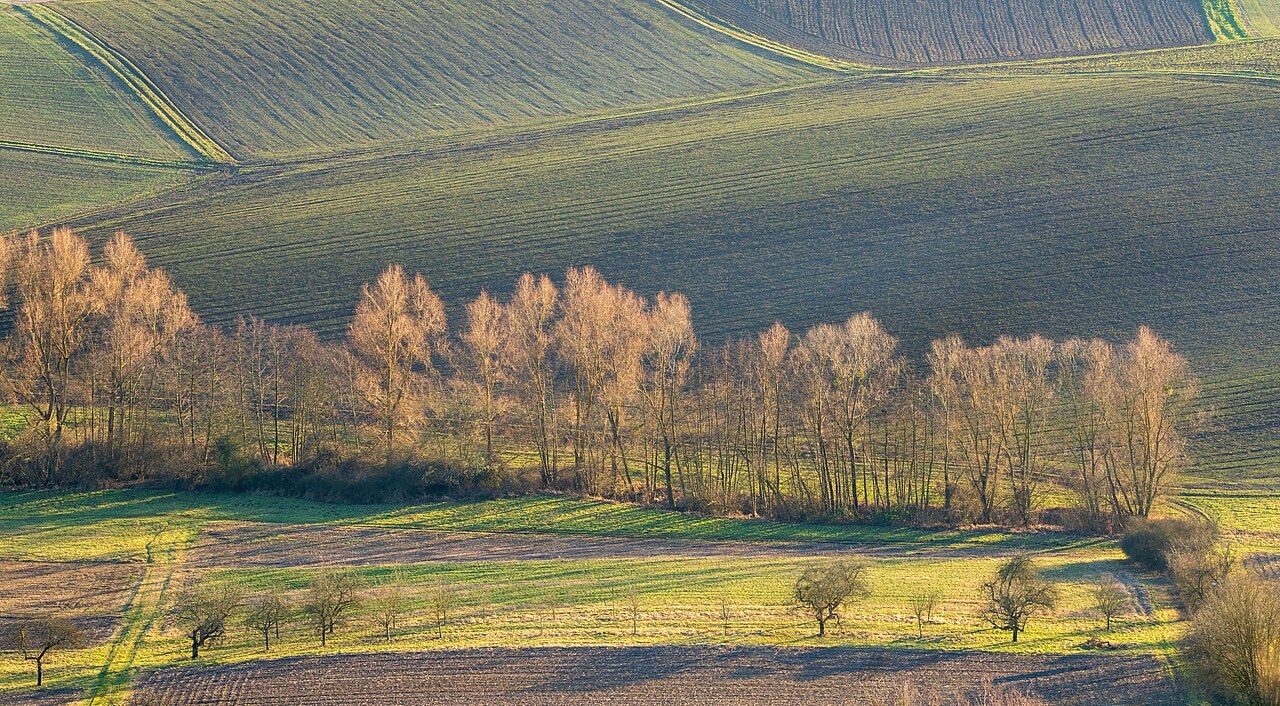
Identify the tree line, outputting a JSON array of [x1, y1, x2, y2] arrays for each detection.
[[0, 228, 1199, 527]]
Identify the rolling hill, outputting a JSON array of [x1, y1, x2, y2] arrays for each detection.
[[54, 0, 821, 159], [686, 0, 1217, 65], [61, 74, 1280, 483]]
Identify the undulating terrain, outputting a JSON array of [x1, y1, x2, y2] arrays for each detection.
[[2, 0, 1279, 701]]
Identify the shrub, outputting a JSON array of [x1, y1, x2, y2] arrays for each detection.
[[1192, 571, 1280, 704], [1120, 517, 1217, 571]]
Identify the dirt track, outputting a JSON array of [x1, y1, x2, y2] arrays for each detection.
[[134, 646, 1176, 705]]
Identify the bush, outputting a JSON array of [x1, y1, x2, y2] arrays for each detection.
[[1192, 571, 1280, 705], [1120, 517, 1217, 570]]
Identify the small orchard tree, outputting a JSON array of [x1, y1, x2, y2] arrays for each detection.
[[369, 581, 409, 642], [908, 589, 943, 638], [793, 560, 870, 637], [720, 595, 731, 638], [1093, 577, 1129, 632], [173, 583, 242, 659], [14, 615, 84, 686], [431, 582, 457, 639], [980, 555, 1058, 643], [304, 571, 363, 647], [244, 589, 291, 651]]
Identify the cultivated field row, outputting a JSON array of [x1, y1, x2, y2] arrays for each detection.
[[692, 0, 1213, 64]]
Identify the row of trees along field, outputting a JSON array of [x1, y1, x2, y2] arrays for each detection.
[[0, 228, 1199, 528]]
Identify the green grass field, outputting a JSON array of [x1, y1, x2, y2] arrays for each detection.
[[54, 0, 821, 159], [1238, 0, 1280, 35], [0, 150, 190, 233], [0, 7, 189, 161], [0, 490, 1181, 701]]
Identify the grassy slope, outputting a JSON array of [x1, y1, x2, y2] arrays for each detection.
[[1238, 0, 1280, 35], [69, 74, 1280, 481], [0, 7, 187, 160], [0, 490, 1180, 698], [0, 150, 189, 233], [56, 0, 820, 159], [947, 36, 1280, 75]]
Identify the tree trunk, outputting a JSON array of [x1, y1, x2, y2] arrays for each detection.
[[818, 617, 826, 637], [1011, 624, 1019, 643], [191, 634, 199, 659], [36, 658, 42, 687]]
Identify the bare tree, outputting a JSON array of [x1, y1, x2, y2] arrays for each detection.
[[502, 273, 560, 485], [369, 580, 409, 641], [980, 555, 1057, 643], [5, 229, 94, 482], [794, 560, 871, 637], [1093, 577, 1128, 632], [90, 232, 195, 475], [720, 594, 731, 637], [1099, 328, 1198, 518], [244, 589, 290, 651], [173, 583, 242, 659], [348, 265, 447, 467], [459, 291, 506, 468], [431, 582, 457, 639], [303, 571, 363, 646], [13, 615, 84, 686], [908, 589, 943, 638], [642, 292, 696, 508]]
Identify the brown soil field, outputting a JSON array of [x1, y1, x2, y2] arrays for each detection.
[[691, 0, 1212, 65], [188, 522, 1034, 568], [0, 561, 141, 645], [133, 646, 1176, 704]]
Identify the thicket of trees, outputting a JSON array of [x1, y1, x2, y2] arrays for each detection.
[[0, 229, 1199, 528]]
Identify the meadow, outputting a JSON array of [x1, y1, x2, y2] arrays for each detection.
[[0, 490, 1183, 704]]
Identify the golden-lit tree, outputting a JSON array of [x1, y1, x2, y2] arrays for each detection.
[[348, 265, 446, 467]]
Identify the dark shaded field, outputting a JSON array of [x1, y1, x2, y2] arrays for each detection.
[[133, 646, 1176, 705], [692, 0, 1211, 64]]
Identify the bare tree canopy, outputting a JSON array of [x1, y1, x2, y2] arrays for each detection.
[[173, 583, 242, 659], [303, 570, 364, 647], [12, 615, 85, 686], [0, 228, 1202, 532], [980, 555, 1058, 643], [794, 560, 870, 636]]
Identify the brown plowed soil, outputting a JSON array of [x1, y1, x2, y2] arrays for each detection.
[[188, 521, 1028, 568], [0, 560, 141, 645], [133, 646, 1177, 705], [689, 0, 1212, 65]]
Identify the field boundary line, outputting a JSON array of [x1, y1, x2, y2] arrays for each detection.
[[648, 0, 866, 72], [17, 4, 237, 166], [0, 138, 207, 170]]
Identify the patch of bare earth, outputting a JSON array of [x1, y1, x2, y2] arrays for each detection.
[[133, 646, 1175, 705], [189, 521, 1034, 568], [0, 560, 141, 646]]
